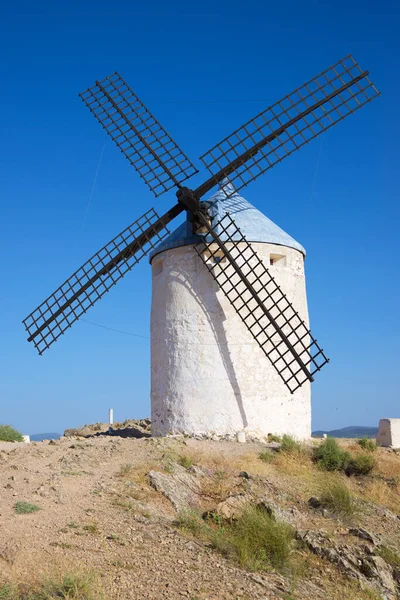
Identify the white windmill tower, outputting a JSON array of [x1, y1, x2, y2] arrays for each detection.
[[150, 183, 311, 439], [23, 57, 379, 440]]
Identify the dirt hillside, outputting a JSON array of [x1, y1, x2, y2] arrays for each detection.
[[0, 431, 399, 599]]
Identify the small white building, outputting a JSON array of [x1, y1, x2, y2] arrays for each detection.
[[150, 185, 311, 440]]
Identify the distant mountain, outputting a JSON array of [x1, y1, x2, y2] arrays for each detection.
[[312, 426, 378, 439], [29, 432, 61, 442]]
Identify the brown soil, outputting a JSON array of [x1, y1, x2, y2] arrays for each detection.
[[0, 435, 399, 599]]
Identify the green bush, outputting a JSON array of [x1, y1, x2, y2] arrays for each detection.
[[0, 425, 23, 443], [14, 501, 41, 514], [259, 450, 275, 463], [178, 455, 193, 469], [345, 453, 375, 476], [319, 478, 355, 518], [280, 435, 300, 454], [267, 434, 282, 443], [176, 505, 294, 572], [313, 438, 350, 472], [212, 506, 295, 571], [356, 438, 377, 452]]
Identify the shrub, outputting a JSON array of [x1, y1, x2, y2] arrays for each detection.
[[356, 438, 377, 452], [267, 434, 282, 443], [345, 453, 375, 476], [280, 435, 301, 454], [377, 545, 400, 569], [313, 438, 350, 471], [0, 425, 23, 442], [14, 501, 41, 514], [212, 506, 295, 571], [178, 455, 193, 469], [259, 450, 275, 463], [176, 505, 294, 572], [319, 478, 355, 518], [175, 511, 205, 536], [117, 463, 134, 477]]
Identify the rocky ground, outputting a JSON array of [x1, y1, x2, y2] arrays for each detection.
[[0, 430, 399, 599]]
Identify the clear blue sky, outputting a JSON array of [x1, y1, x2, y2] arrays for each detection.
[[1, 0, 399, 435]]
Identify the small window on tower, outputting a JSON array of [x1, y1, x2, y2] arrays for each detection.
[[269, 253, 286, 267], [153, 260, 163, 275]]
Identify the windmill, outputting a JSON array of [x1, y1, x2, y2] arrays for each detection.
[[23, 56, 379, 439]]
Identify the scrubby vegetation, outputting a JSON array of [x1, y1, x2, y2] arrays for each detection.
[[117, 462, 134, 477], [177, 505, 295, 572], [313, 437, 350, 471], [313, 438, 375, 476], [376, 545, 400, 569], [0, 572, 103, 599], [357, 437, 377, 452], [0, 424, 23, 442], [345, 453, 375, 476], [212, 506, 295, 571], [258, 450, 275, 463], [319, 477, 356, 518], [280, 435, 304, 455], [267, 433, 282, 443], [14, 501, 41, 514], [178, 454, 194, 469]]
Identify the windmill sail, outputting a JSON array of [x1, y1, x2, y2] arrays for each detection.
[[194, 212, 328, 393], [80, 72, 198, 197], [198, 55, 379, 197], [23, 204, 184, 354]]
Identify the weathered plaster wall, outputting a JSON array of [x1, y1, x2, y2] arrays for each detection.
[[377, 419, 400, 448], [150, 242, 311, 439]]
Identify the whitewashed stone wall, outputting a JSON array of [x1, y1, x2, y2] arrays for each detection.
[[377, 419, 400, 448], [150, 242, 311, 440]]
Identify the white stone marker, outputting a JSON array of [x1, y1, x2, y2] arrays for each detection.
[[377, 419, 400, 448], [22, 435, 30, 443], [109, 409, 114, 426], [237, 431, 246, 444]]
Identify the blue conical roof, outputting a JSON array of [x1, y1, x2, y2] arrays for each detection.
[[149, 183, 305, 261]]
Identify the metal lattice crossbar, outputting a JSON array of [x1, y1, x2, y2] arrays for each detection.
[[80, 72, 198, 197], [194, 213, 329, 393], [199, 55, 380, 195], [23, 208, 172, 355]]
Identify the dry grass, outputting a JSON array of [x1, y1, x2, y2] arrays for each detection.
[[349, 448, 400, 513], [200, 469, 239, 502], [293, 553, 384, 600], [273, 446, 313, 476], [361, 478, 400, 513], [374, 450, 400, 481], [318, 476, 357, 519], [116, 463, 135, 477], [0, 569, 104, 599]]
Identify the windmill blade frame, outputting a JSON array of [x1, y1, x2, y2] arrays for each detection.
[[194, 211, 328, 393], [198, 55, 379, 197], [23, 204, 184, 355], [80, 72, 199, 197]]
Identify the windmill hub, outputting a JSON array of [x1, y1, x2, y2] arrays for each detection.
[[176, 187, 202, 214]]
